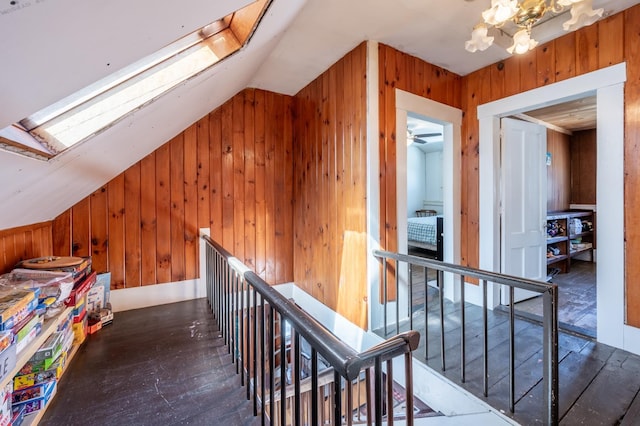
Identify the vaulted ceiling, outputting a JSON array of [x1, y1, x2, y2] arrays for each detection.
[[0, 0, 637, 228]]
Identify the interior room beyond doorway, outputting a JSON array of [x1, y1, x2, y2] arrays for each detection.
[[511, 96, 597, 337]]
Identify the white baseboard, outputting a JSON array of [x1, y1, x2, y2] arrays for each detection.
[[624, 325, 640, 356], [110, 278, 206, 312]]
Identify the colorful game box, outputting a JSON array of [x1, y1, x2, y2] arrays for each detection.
[[11, 380, 55, 415]]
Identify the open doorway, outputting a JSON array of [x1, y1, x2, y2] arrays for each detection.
[[406, 113, 444, 260], [504, 97, 598, 337], [477, 63, 628, 351], [395, 89, 462, 308]]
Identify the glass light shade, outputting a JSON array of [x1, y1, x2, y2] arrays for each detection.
[[507, 29, 538, 54], [465, 25, 495, 52], [557, 0, 583, 5], [563, 0, 604, 31], [482, 0, 519, 26]]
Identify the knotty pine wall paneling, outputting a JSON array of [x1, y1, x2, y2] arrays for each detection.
[[546, 129, 571, 212], [293, 43, 368, 329], [378, 44, 463, 295], [52, 88, 294, 290], [0, 222, 53, 274], [570, 130, 596, 205], [624, 5, 640, 326]]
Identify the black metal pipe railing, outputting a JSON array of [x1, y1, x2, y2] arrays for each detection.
[[204, 236, 420, 425], [373, 249, 559, 425]]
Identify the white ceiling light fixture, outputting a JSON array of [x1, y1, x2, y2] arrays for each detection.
[[465, 0, 603, 54]]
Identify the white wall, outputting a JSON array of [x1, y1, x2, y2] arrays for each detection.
[[406, 145, 426, 216], [425, 150, 444, 213]]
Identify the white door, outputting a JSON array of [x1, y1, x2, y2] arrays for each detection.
[[500, 117, 547, 304]]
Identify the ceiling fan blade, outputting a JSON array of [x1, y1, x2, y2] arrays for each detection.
[[413, 138, 428, 144], [414, 132, 442, 137]]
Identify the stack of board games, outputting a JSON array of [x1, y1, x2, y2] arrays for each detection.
[[0, 288, 42, 355], [11, 321, 74, 419], [14, 256, 95, 310], [0, 290, 36, 330], [11, 380, 55, 417], [5, 269, 74, 318], [16, 257, 91, 285], [64, 271, 96, 309], [72, 292, 88, 345]]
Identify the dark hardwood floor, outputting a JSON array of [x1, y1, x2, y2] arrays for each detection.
[[515, 260, 596, 337], [41, 299, 258, 426], [398, 282, 640, 425], [40, 289, 640, 425]]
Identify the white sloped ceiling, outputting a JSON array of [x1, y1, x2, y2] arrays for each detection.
[[0, 0, 306, 229]]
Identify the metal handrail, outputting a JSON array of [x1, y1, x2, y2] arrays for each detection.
[[203, 235, 420, 425], [373, 249, 556, 293], [373, 248, 559, 425]]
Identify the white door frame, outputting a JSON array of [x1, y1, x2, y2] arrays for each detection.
[[396, 89, 462, 304], [477, 62, 640, 354]]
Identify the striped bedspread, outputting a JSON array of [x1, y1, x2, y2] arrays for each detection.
[[407, 216, 440, 245]]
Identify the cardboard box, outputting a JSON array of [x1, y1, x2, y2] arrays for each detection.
[[64, 271, 96, 307], [0, 382, 12, 426], [87, 318, 102, 335], [96, 273, 111, 301], [15, 323, 41, 355], [86, 286, 103, 313], [12, 379, 55, 404], [12, 380, 55, 415], [0, 332, 12, 355], [0, 298, 38, 332], [72, 312, 87, 345], [31, 331, 63, 362], [10, 404, 25, 426], [73, 296, 86, 323], [0, 345, 17, 384], [0, 290, 35, 324], [13, 315, 42, 345], [56, 309, 74, 335], [13, 359, 62, 391]]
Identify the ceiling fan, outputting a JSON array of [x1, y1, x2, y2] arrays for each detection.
[[407, 129, 442, 144]]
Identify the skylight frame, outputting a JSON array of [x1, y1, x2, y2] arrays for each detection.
[[4, 0, 270, 160], [20, 20, 228, 132]]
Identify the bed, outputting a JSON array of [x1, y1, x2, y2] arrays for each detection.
[[407, 215, 444, 260]]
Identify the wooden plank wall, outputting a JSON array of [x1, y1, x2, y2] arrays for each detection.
[[462, 6, 640, 326], [52, 88, 294, 290], [378, 44, 463, 295], [0, 222, 53, 274], [293, 43, 369, 329], [546, 129, 571, 212], [570, 129, 596, 205]]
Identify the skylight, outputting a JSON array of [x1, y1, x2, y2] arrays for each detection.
[[3, 0, 269, 160]]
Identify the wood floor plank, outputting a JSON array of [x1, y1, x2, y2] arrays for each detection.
[[399, 280, 640, 425], [621, 389, 640, 425], [562, 349, 640, 425], [510, 349, 605, 424]]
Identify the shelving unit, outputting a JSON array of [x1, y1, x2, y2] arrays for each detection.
[[23, 343, 80, 426], [0, 306, 79, 426], [546, 210, 595, 274], [0, 307, 72, 391]]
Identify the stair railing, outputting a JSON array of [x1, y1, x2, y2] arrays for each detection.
[[203, 235, 420, 425], [373, 249, 559, 425]]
